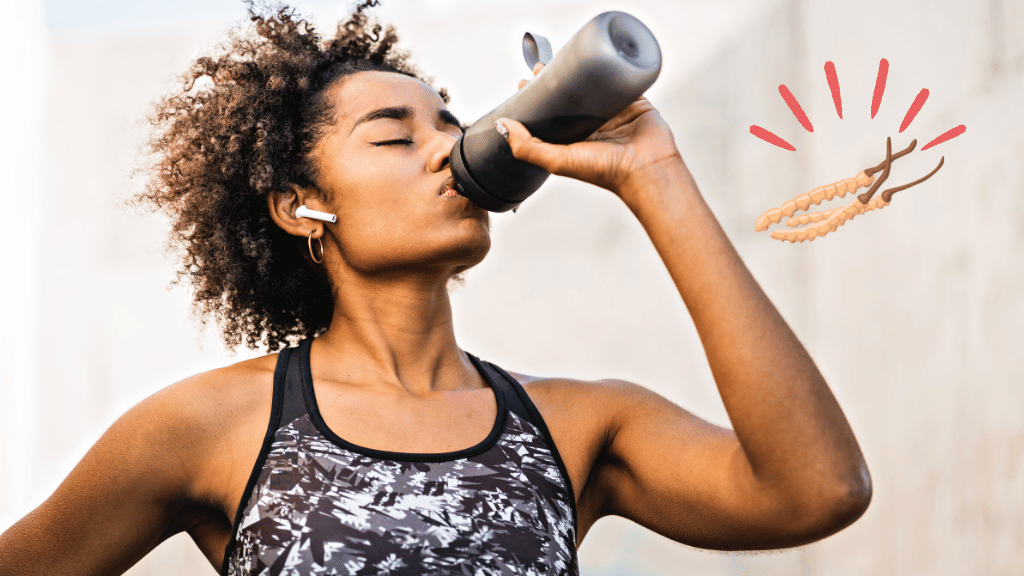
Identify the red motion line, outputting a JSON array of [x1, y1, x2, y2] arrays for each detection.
[[921, 124, 966, 151], [825, 61, 842, 119], [871, 58, 889, 119], [899, 89, 929, 133], [778, 84, 814, 132], [750, 125, 796, 151]]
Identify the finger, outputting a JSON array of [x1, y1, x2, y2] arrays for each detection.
[[518, 63, 544, 90], [496, 118, 566, 174]]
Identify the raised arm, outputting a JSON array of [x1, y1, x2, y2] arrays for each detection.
[[497, 75, 870, 549], [594, 161, 871, 548]]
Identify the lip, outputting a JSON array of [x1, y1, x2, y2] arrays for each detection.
[[437, 175, 457, 196]]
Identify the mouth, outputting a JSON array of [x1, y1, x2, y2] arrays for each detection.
[[438, 175, 462, 198]]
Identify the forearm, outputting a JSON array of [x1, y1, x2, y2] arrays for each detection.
[[619, 160, 870, 512]]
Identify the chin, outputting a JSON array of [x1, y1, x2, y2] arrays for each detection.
[[445, 232, 491, 274]]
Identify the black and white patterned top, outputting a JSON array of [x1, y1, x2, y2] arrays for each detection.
[[221, 340, 578, 576]]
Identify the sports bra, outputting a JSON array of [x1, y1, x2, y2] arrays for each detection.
[[221, 339, 578, 575]]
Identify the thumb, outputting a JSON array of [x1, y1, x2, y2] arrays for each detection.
[[496, 118, 566, 174]]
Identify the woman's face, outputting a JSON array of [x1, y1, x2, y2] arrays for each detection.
[[311, 70, 490, 277]]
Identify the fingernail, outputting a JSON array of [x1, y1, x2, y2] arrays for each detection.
[[494, 119, 510, 140]]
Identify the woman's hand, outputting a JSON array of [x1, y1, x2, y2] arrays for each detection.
[[497, 62, 684, 201]]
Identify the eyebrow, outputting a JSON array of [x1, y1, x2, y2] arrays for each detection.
[[349, 105, 464, 135]]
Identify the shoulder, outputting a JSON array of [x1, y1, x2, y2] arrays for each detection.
[[506, 373, 650, 467], [114, 353, 281, 506], [499, 370, 687, 538], [507, 370, 725, 467], [0, 354, 284, 573], [506, 371, 687, 458], [141, 353, 278, 440], [504, 370, 657, 436], [164, 354, 279, 420]]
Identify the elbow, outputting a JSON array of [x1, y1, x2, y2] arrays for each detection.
[[799, 463, 873, 541], [768, 463, 872, 546], [825, 468, 873, 527]]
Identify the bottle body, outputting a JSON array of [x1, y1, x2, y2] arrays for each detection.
[[450, 11, 662, 212]]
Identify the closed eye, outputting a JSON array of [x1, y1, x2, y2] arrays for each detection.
[[371, 139, 413, 146]]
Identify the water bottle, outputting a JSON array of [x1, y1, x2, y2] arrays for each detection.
[[449, 11, 662, 212]]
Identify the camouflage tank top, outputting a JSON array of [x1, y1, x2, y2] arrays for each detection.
[[221, 339, 578, 576]]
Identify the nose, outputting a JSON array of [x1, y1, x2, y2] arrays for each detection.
[[429, 131, 459, 173]]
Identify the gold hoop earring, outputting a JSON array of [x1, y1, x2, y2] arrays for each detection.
[[308, 229, 324, 264]]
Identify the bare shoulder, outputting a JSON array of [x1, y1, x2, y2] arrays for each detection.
[[500, 370, 680, 539], [503, 370, 662, 432], [506, 370, 730, 466], [120, 354, 278, 461], [120, 353, 282, 562], [82, 353, 278, 460], [154, 354, 280, 501], [160, 353, 279, 430], [502, 370, 696, 458], [168, 353, 278, 402], [0, 354, 282, 575], [499, 370, 735, 545]]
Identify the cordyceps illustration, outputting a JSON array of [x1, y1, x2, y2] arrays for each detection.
[[750, 59, 966, 243]]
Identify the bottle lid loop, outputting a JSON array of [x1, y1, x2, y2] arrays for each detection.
[[522, 32, 553, 70]]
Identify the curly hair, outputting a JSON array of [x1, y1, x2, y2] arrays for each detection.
[[135, 0, 453, 352]]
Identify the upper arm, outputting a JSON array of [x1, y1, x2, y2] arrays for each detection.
[[0, 376, 224, 575], [589, 379, 827, 551]]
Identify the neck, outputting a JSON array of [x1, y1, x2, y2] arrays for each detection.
[[311, 270, 481, 398]]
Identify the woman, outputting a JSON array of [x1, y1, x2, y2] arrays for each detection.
[[0, 2, 871, 575]]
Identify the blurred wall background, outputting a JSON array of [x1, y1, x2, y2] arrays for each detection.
[[2, 0, 1021, 574]]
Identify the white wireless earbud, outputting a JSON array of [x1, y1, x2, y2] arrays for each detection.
[[296, 205, 337, 223]]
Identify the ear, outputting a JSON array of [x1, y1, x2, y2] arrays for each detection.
[[267, 183, 334, 238]]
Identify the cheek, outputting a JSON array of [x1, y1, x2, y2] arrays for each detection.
[[331, 195, 430, 262], [337, 201, 408, 242], [328, 165, 412, 233]]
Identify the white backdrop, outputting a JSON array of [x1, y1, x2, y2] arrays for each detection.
[[2, 0, 1022, 574]]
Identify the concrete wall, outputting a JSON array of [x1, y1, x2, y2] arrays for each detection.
[[2, 0, 1021, 574]]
